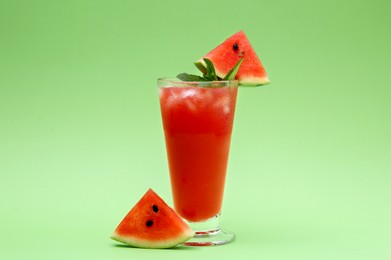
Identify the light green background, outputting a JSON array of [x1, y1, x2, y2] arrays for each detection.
[[1, 0, 390, 259]]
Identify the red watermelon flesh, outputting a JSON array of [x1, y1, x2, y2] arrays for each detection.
[[111, 189, 194, 248], [196, 30, 270, 85]]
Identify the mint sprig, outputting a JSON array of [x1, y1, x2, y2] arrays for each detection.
[[176, 73, 207, 81], [176, 58, 243, 82], [203, 58, 218, 81]]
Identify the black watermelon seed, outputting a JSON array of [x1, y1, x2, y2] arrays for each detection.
[[152, 204, 159, 213], [146, 220, 154, 227], [233, 43, 239, 51]]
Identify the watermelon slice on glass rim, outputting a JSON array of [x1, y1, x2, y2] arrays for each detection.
[[195, 30, 270, 86]]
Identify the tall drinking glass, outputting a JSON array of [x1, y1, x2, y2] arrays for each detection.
[[158, 78, 238, 246]]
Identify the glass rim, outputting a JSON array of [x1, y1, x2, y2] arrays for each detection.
[[158, 77, 238, 86]]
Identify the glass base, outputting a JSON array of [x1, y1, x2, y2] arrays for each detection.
[[181, 214, 235, 246]]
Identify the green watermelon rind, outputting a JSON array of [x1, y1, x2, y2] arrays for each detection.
[[111, 229, 194, 249], [194, 60, 270, 86]]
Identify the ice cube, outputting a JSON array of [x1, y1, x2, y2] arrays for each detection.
[[223, 105, 230, 115], [215, 96, 230, 112], [181, 89, 197, 99], [165, 88, 179, 108], [186, 100, 197, 112]]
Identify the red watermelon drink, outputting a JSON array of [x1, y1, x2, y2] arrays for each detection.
[[158, 79, 238, 246], [158, 30, 270, 246]]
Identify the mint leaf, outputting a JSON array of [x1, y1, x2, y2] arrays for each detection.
[[177, 73, 207, 81], [203, 58, 218, 81], [194, 61, 207, 74], [223, 58, 244, 80], [176, 58, 244, 83]]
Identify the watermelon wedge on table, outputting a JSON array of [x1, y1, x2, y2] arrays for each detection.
[[195, 30, 270, 86], [111, 189, 194, 248]]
